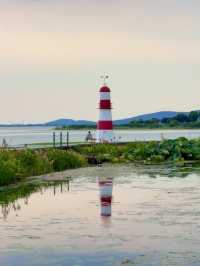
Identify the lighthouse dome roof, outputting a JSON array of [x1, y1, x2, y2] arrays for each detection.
[[100, 86, 110, 92]]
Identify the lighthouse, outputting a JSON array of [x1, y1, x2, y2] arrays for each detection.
[[96, 75, 114, 143]]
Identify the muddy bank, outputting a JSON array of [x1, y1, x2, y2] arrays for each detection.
[[29, 162, 200, 183]]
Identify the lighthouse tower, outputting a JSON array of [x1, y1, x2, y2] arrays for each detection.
[[96, 75, 114, 143]]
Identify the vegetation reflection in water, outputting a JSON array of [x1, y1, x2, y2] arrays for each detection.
[[1, 164, 200, 265], [0, 178, 71, 220], [1, 162, 200, 220]]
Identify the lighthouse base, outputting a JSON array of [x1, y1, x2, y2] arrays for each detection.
[[96, 130, 114, 143]]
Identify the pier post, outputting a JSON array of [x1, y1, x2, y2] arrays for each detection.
[[60, 132, 63, 147], [53, 132, 56, 148], [67, 131, 69, 148]]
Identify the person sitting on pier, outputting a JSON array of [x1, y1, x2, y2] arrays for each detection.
[[2, 138, 8, 148], [85, 131, 95, 142]]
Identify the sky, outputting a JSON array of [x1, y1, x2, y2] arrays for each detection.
[[0, 0, 200, 123]]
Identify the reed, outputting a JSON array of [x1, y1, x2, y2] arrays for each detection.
[[0, 149, 86, 186]]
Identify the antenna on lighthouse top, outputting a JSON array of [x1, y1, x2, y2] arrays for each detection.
[[100, 74, 109, 86]]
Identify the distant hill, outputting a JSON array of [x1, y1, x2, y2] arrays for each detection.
[[114, 111, 184, 125], [45, 119, 96, 126], [45, 111, 184, 126], [0, 111, 188, 127]]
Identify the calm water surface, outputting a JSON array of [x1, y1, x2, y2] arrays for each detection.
[[1, 127, 200, 147], [1, 165, 200, 265]]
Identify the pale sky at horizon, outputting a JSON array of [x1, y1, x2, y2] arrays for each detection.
[[0, 0, 200, 123]]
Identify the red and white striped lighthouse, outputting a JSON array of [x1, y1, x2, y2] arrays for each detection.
[[96, 75, 114, 143]]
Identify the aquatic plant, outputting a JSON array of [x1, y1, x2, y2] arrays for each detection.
[[76, 138, 200, 164]]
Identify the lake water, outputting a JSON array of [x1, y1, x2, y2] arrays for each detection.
[[1, 127, 200, 147], [1, 164, 200, 266]]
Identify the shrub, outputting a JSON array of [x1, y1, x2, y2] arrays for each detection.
[[47, 150, 86, 171], [18, 150, 52, 176], [0, 149, 86, 186], [0, 159, 18, 186]]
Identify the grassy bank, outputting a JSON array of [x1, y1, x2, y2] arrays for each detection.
[[1, 137, 200, 187], [0, 149, 86, 186]]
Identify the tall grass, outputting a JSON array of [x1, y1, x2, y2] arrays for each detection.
[[0, 149, 87, 186], [47, 150, 87, 171]]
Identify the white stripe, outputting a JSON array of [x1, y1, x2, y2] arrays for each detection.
[[100, 92, 110, 100], [101, 205, 111, 216], [99, 186, 113, 196], [99, 110, 112, 121]]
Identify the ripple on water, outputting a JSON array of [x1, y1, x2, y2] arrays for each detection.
[[1, 164, 200, 265]]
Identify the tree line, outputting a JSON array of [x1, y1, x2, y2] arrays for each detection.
[[125, 111, 200, 129], [54, 111, 200, 130]]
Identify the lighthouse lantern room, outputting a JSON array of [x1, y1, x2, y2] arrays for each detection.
[[96, 75, 114, 143]]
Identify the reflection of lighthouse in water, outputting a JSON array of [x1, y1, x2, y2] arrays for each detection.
[[98, 177, 113, 216]]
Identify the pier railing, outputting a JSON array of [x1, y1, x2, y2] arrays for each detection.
[[1, 131, 92, 150]]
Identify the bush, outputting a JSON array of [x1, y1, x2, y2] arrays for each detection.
[[18, 150, 52, 176], [0, 159, 18, 186], [47, 150, 86, 171], [0, 148, 86, 186]]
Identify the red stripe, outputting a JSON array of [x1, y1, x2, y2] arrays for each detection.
[[99, 100, 112, 109], [97, 121, 113, 130], [100, 86, 110, 92], [101, 196, 112, 204], [99, 181, 113, 186]]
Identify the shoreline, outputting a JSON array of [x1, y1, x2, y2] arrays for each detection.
[[54, 127, 200, 131], [1, 138, 200, 187], [3, 160, 200, 192], [1, 125, 200, 131], [28, 165, 96, 182]]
